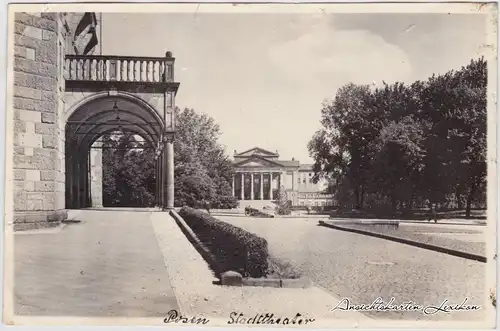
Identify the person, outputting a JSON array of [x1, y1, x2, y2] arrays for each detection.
[[306, 206, 312, 215], [428, 202, 437, 223], [202, 200, 211, 215]]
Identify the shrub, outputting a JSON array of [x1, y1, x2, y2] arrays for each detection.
[[179, 206, 269, 277], [275, 185, 292, 215]]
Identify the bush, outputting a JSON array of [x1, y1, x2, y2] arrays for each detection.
[[179, 206, 269, 277], [275, 185, 292, 215]]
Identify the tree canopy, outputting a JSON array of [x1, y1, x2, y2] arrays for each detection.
[[308, 57, 487, 217], [101, 107, 238, 209]]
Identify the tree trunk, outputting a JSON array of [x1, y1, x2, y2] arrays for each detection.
[[360, 185, 365, 209], [391, 193, 397, 212], [354, 185, 360, 210], [456, 186, 463, 210], [466, 182, 478, 219]]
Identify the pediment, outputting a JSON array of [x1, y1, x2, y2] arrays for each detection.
[[235, 147, 279, 158], [234, 155, 283, 168]]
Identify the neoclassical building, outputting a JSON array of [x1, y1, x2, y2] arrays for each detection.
[[231, 148, 334, 207]]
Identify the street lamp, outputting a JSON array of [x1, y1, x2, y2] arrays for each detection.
[[113, 101, 123, 132]]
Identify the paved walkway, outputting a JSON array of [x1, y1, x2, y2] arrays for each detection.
[[14, 210, 178, 317], [151, 212, 371, 328]]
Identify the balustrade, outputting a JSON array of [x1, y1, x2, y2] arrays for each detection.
[[64, 55, 174, 83]]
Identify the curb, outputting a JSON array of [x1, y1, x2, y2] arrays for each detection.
[[318, 220, 487, 263], [171, 210, 309, 288], [169, 210, 222, 276], [242, 277, 311, 288]]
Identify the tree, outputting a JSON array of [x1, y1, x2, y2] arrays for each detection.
[[102, 131, 156, 207], [101, 107, 238, 209], [275, 185, 291, 215], [174, 107, 238, 209], [308, 83, 380, 209], [308, 57, 487, 218]]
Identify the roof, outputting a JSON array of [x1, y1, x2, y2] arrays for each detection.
[[276, 160, 300, 167], [234, 147, 279, 158], [232, 154, 284, 168], [299, 164, 314, 171]]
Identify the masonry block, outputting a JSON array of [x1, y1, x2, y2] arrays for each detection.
[[14, 13, 56, 32], [15, 86, 43, 100], [42, 135, 57, 148], [42, 30, 55, 41], [14, 120, 26, 133], [23, 26, 43, 40], [18, 109, 42, 122], [14, 147, 25, 155], [14, 98, 56, 113], [41, 113, 55, 123], [14, 72, 56, 92], [14, 57, 57, 77], [17, 132, 43, 148], [14, 170, 25, 180], [40, 170, 55, 181], [26, 170, 41, 181], [35, 181, 55, 192], [35, 122, 56, 135]]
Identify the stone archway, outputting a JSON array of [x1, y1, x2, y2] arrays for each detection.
[[64, 93, 168, 210]]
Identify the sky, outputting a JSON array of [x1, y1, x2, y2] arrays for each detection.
[[101, 12, 486, 163]]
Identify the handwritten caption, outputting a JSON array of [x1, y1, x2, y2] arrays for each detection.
[[163, 309, 315, 325], [331, 297, 481, 315]]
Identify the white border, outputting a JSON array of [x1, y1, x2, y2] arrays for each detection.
[[1, 2, 498, 331]]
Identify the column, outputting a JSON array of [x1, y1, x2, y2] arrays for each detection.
[[165, 136, 175, 209], [155, 156, 160, 208], [240, 173, 244, 200], [90, 140, 103, 208], [260, 173, 264, 200], [269, 172, 273, 200], [279, 172, 284, 189], [250, 173, 254, 200], [232, 175, 235, 197]]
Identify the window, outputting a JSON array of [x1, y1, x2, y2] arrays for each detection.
[[309, 173, 312, 176], [303, 179, 306, 184]]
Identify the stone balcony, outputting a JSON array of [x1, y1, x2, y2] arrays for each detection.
[[64, 52, 179, 91]]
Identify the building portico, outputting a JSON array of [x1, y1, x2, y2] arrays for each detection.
[[232, 171, 284, 201], [231, 147, 334, 207]]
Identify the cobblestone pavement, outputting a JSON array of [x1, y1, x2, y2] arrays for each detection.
[[218, 216, 488, 321], [14, 210, 178, 317]]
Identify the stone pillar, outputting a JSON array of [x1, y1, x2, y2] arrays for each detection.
[[232, 175, 235, 197], [250, 173, 254, 200], [12, 13, 68, 230], [165, 136, 174, 209], [240, 173, 244, 200], [280, 172, 284, 189], [154, 156, 159, 207], [90, 140, 103, 207], [260, 173, 264, 200], [159, 153, 164, 208], [269, 172, 273, 200]]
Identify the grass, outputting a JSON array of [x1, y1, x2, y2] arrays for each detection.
[[266, 256, 301, 279]]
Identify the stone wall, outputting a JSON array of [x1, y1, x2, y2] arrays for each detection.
[[13, 12, 68, 230]]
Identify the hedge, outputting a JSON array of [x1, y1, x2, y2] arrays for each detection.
[[178, 206, 269, 278]]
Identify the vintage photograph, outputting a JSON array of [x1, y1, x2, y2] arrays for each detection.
[[3, 2, 498, 328]]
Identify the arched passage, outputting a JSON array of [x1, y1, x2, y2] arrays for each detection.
[[65, 93, 166, 209]]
